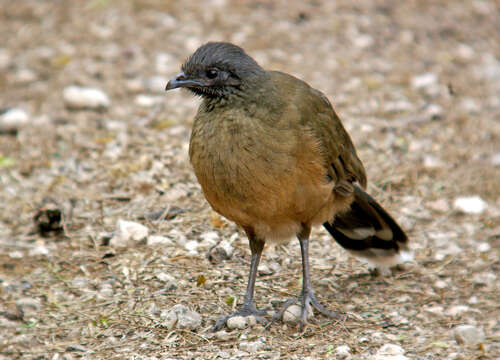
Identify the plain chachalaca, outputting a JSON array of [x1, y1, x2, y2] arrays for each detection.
[[165, 42, 412, 330]]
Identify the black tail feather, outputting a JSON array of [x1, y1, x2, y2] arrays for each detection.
[[323, 186, 411, 266]]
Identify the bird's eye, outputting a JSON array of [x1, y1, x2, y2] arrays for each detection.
[[206, 69, 218, 79]]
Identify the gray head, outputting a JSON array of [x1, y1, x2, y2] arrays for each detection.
[[165, 42, 265, 98]]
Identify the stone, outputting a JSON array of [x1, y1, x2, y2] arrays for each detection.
[[453, 196, 487, 214], [16, 298, 41, 315], [445, 305, 470, 316], [162, 304, 202, 330], [282, 304, 311, 324], [146, 235, 173, 246], [239, 338, 265, 352], [135, 94, 162, 107], [155, 272, 177, 290], [109, 220, 149, 247], [63, 86, 110, 110], [374, 344, 408, 360], [454, 325, 485, 345], [335, 345, 351, 359], [411, 72, 438, 89], [226, 315, 250, 330], [0, 108, 29, 133], [28, 245, 49, 257]]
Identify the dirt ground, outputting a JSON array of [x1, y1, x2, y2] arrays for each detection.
[[0, 0, 499, 359]]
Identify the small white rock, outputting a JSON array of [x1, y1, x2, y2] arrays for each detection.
[[163, 304, 202, 330], [446, 305, 470, 316], [28, 245, 49, 257], [0, 108, 29, 132], [477, 242, 491, 253], [226, 315, 250, 330], [146, 235, 173, 246], [63, 86, 110, 110], [134, 94, 162, 107], [423, 154, 444, 169], [411, 72, 438, 89], [335, 345, 351, 359], [491, 153, 500, 166], [282, 304, 312, 324], [8, 251, 23, 259], [374, 344, 408, 360], [472, 272, 496, 286], [109, 220, 149, 247], [239, 338, 265, 352], [16, 298, 41, 315], [467, 296, 478, 305], [433, 280, 448, 289], [453, 196, 487, 214], [454, 325, 485, 345], [155, 272, 177, 290], [184, 240, 199, 254], [424, 103, 443, 119]]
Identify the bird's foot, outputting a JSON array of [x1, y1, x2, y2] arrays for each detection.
[[213, 302, 268, 331], [272, 291, 345, 331]]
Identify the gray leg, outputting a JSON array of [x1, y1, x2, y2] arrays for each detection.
[[274, 225, 343, 331], [213, 232, 267, 331]]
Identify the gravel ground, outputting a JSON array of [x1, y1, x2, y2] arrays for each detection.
[[0, 1, 499, 359]]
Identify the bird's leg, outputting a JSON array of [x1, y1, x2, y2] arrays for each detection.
[[213, 234, 267, 331], [273, 226, 343, 331]]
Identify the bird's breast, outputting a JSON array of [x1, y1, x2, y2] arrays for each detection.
[[189, 108, 335, 241]]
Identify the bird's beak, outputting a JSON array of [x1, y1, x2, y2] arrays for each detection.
[[165, 72, 203, 91]]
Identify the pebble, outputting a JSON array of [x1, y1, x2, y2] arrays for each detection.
[[491, 153, 500, 166], [239, 338, 265, 352], [477, 242, 491, 253], [445, 305, 470, 316], [146, 235, 173, 246], [374, 344, 408, 360], [227, 315, 251, 330], [155, 272, 177, 290], [161, 304, 201, 330], [282, 304, 312, 324], [16, 298, 41, 315], [423, 154, 444, 169], [454, 324, 485, 345], [0, 108, 29, 133], [184, 240, 199, 255], [424, 103, 443, 119], [109, 220, 149, 247], [411, 72, 438, 89], [134, 94, 162, 107], [28, 245, 49, 257], [335, 345, 351, 359], [8, 251, 23, 259], [63, 86, 110, 110], [472, 272, 496, 287], [453, 196, 487, 214]]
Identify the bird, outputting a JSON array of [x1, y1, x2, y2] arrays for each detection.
[[165, 42, 411, 331]]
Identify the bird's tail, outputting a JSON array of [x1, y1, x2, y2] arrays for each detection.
[[323, 185, 412, 267]]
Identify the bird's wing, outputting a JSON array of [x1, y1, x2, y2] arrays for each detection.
[[306, 87, 367, 192], [269, 71, 366, 194]]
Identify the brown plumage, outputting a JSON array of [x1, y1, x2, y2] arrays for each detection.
[[166, 42, 411, 330]]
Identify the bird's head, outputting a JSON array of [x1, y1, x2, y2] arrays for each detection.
[[165, 42, 265, 99]]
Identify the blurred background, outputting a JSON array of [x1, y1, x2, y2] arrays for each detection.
[[0, 1, 498, 359]]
